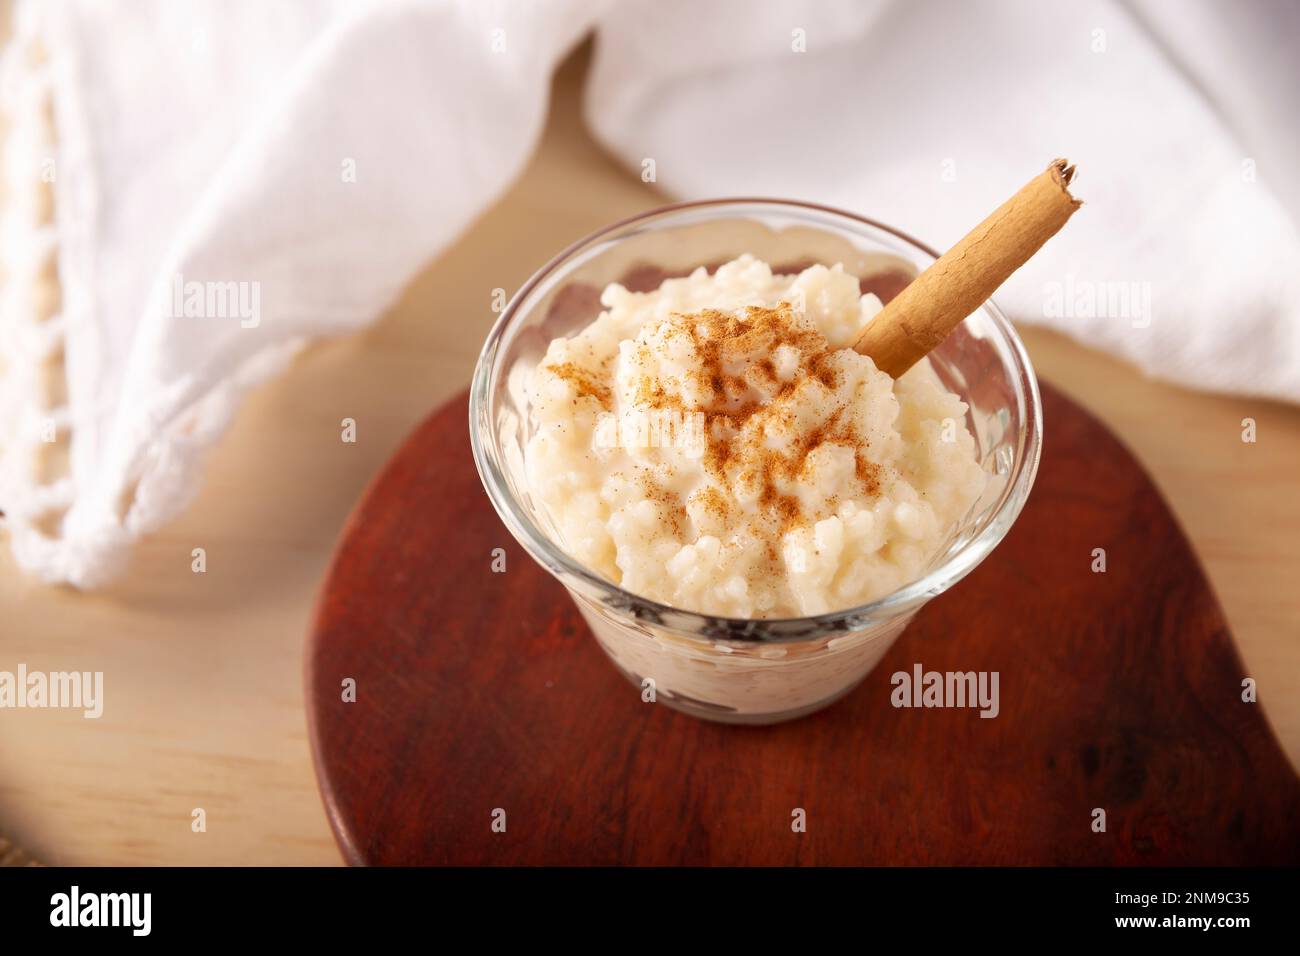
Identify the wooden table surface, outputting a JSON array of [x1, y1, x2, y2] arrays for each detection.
[[2, 46, 1297, 865]]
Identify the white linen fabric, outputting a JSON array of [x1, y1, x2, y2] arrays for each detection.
[[1, 0, 1296, 587]]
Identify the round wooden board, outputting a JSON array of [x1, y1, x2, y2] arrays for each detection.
[[306, 384, 1300, 866]]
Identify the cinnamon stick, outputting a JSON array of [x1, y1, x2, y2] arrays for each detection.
[[854, 159, 1081, 377]]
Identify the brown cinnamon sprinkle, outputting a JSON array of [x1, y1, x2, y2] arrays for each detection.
[[691, 485, 731, 524], [637, 472, 686, 538], [622, 302, 883, 535], [546, 361, 611, 408]]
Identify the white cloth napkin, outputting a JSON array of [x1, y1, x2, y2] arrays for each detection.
[[2, 0, 1297, 588]]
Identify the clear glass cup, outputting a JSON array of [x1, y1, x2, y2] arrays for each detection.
[[470, 199, 1042, 724]]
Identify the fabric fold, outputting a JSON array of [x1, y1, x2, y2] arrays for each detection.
[[0, 0, 1297, 588]]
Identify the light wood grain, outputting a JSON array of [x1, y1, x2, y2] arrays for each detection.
[[0, 44, 1295, 865]]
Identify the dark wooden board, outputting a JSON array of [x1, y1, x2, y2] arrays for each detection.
[[306, 384, 1300, 866]]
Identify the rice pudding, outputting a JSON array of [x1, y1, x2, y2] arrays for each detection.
[[525, 255, 986, 619]]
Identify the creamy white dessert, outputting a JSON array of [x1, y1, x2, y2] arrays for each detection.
[[525, 255, 985, 620]]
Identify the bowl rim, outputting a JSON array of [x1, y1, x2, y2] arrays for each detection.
[[469, 197, 1043, 642]]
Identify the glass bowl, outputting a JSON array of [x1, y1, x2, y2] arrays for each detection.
[[470, 199, 1041, 724]]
